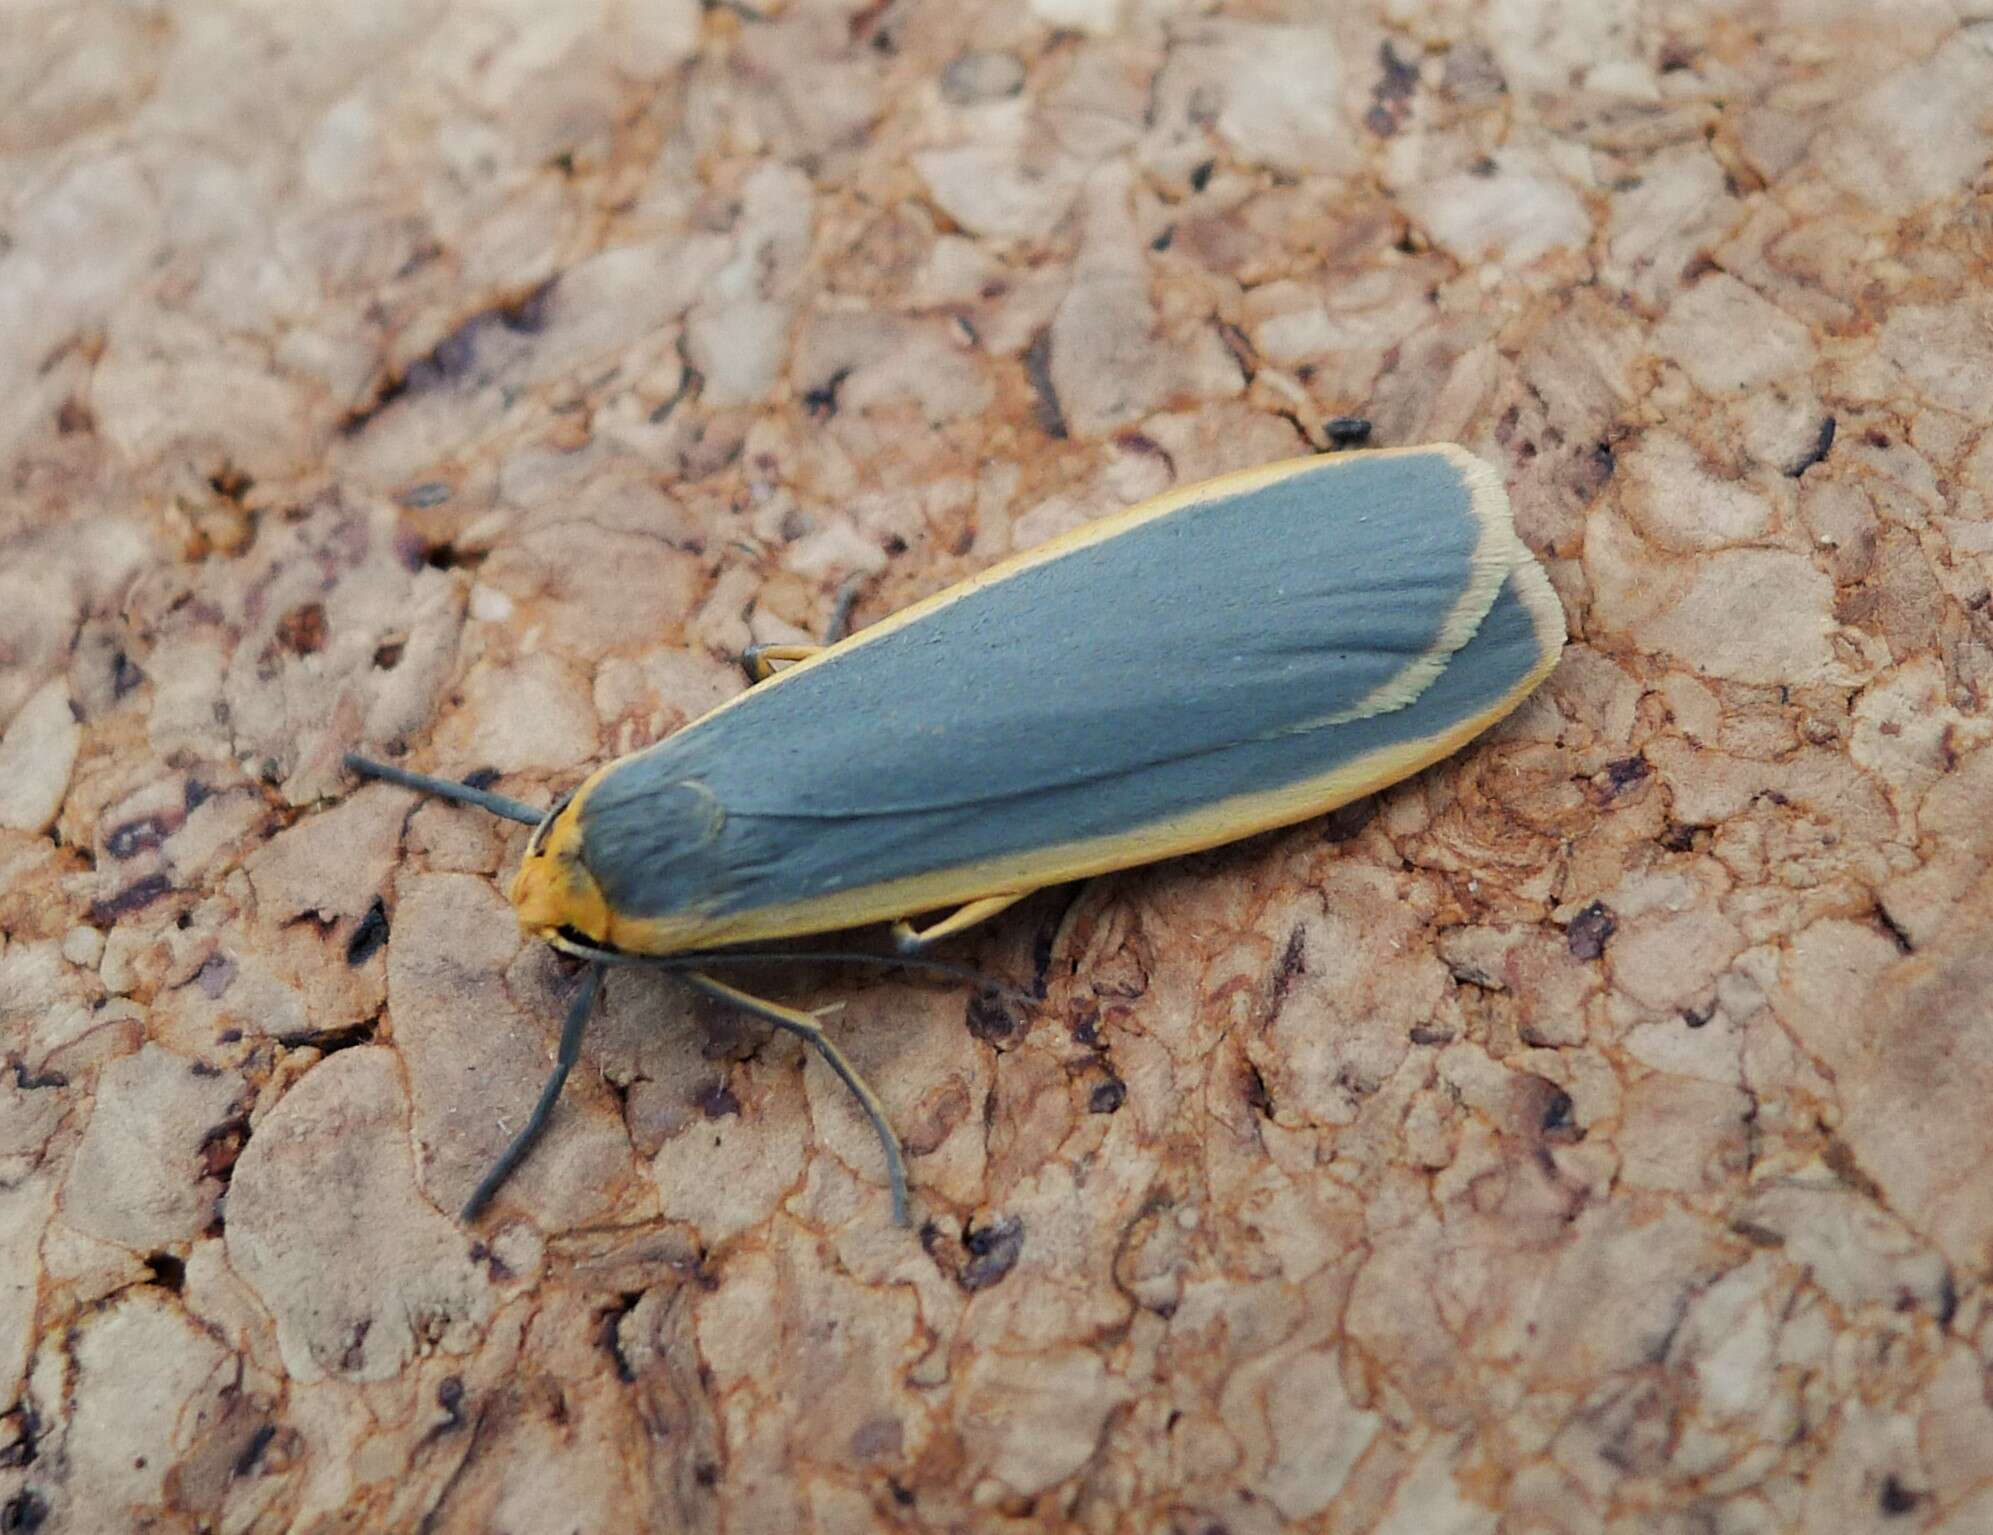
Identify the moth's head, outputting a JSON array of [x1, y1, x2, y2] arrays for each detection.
[[510, 790, 611, 947]]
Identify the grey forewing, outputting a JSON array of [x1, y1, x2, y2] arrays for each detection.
[[581, 454, 1521, 920]]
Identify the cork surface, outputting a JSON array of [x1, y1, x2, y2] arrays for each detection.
[[4, 2, 1993, 1531]]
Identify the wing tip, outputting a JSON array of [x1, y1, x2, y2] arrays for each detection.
[[1412, 443, 1565, 681], [1381, 442, 1519, 715], [1506, 535, 1568, 687]]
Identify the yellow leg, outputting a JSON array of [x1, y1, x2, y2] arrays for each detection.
[[682, 971, 911, 1226], [891, 892, 1030, 954], [740, 574, 870, 682], [739, 644, 822, 684]]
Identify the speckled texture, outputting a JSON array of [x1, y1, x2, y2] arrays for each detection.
[[3, 2, 1991, 1531]]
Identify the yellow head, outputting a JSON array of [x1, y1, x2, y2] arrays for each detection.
[[510, 794, 613, 948]]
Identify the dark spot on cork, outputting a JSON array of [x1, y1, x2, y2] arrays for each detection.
[[1270, 926, 1307, 1008], [112, 651, 145, 699], [346, 900, 390, 966], [1878, 1476, 1922, 1517], [1377, 40, 1419, 100], [1871, 903, 1914, 955], [1787, 416, 1835, 477], [0, 1406, 41, 1471], [209, 463, 255, 503], [1566, 902, 1617, 960], [275, 602, 327, 656], [434, 1376, 466, 1433], [339, 1319, 372, 1373], [1089, 1076, 1126, 1114], [233, 1423, 277, 1478], [1, 1489, 49, 1533], [397, 481, 453, 509], [958, 1215, 1025, 1291], [274, 1019, 376, 1055], [696, 1080, 741, 1119], [1445, 950, 1502, 990], [422, 539, 485, 572], [341, 278, 560, 435], [105, 815, 174, 860], [1600, 756, 1650, 797], [1821, 1133, 1882, 1200], [88, 873, 172, 925], [1022, 327, 1067, 440], [498, 279, 555, 334], [9, 1062, 65, 1093], [588, 1308, 634, 1388], [1216, 320, 1255, 380], [802, 366, 851, 420], [1365, 42, 1419, 135], [849, 1416, 903, 1459], [200, 1119, 246, 1184], [195, 953, 236, 998]]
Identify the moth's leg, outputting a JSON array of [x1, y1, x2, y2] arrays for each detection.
[[822, 573, 864, 645], [738, 644, 821, 684], [683, 970, 911, 1226], [462, 962, 605, 1221], [739, 574, 868, 683], [344, 753, 542, 825], [891, 892, 1030, 954]]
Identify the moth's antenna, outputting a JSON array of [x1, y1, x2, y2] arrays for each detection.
[[345, 753, 544, 825]]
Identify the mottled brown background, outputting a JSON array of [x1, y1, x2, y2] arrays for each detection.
[[3, 1, 1992, 1531]]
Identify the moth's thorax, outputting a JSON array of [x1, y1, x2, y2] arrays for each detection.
[[509, 802, 612, 944]]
